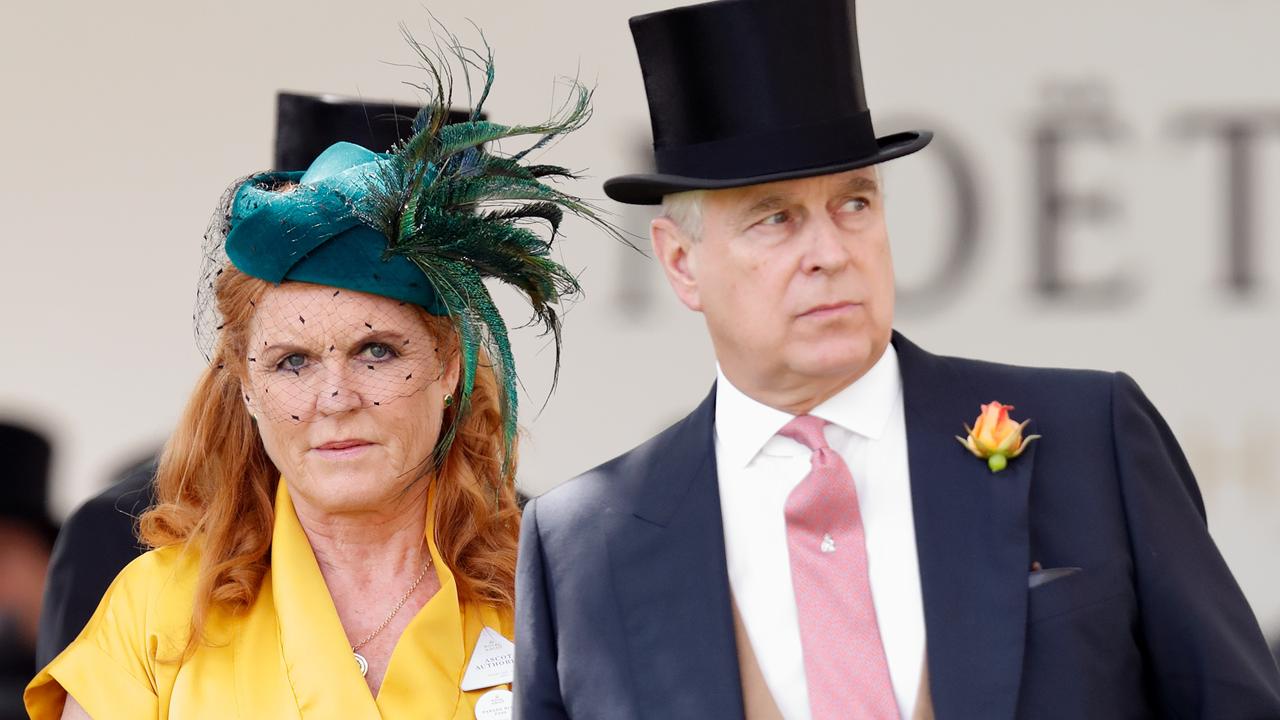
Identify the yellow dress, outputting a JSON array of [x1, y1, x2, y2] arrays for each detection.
[[25, 481, 514, 719]]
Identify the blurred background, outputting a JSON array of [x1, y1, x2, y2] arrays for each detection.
[[1, 0, 1277, 706]]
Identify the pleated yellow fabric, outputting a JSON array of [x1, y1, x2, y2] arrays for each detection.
[[25, 480, 513, 719]]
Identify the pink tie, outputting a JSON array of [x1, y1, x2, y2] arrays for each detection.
[[781, 415, 899, 720]]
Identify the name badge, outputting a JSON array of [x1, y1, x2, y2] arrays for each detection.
[[474, 688, 513, 720], [460, 626, 515, 692]]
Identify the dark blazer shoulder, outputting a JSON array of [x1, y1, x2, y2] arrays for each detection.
[[896, 334, 1121, 421], [534, 389, 715, 521], [923, 344, 1116, 390]]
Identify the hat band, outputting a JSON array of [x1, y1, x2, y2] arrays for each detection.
[[653, 111, 879, 180]]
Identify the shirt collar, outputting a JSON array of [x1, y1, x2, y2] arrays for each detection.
[[271, 479, 472, 718], [714, 344, 902, 470]]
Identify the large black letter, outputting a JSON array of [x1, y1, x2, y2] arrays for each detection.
[[1032, 83, 1133, 304], [1174, 112, 1280, 296], [885, 118, 982, 314]]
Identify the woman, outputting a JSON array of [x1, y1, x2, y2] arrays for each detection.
[[25, 34, 617, 720]]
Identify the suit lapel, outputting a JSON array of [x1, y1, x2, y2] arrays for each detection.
[[607, 387, 746, 718], [895, 333, 1034, 719], [604, 338, 1035, 718]]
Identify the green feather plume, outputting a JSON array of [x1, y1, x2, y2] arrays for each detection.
[[359, 25, 630, 476]]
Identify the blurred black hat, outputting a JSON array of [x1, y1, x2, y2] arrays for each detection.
[[0, 422, 57, 544], [274, 92, 477, 171], [604, 0, 931, 205]]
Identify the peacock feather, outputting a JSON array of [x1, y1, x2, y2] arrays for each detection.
[[359, 26, 630, 475]]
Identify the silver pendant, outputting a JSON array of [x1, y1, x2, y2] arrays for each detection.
[[820, 533, 837, 554], [354, 651, 369, 677]]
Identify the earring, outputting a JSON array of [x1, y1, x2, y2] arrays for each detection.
[[444, 393, 454, 408]]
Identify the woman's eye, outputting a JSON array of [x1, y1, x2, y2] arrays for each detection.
[[277, 353, 307, 372], [360, 342, 396, 361]]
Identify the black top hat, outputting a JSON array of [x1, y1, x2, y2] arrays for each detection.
[[0, 421, 57, 543], [605, 0, 931, 205], [274, 93, 478, 171]]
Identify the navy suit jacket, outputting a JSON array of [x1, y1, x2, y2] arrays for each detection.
[[515, 334, 1280, 719]]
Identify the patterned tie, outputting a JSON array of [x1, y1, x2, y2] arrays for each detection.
[[780, 415, 899, 720]]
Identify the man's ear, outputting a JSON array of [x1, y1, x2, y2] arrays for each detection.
[[651, 216, 703, 312]]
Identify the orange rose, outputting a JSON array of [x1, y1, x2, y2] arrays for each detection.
[[957, 401, 1040, 472]]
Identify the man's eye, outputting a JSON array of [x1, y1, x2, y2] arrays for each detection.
[[760, 211, 789, 226], [841, 198, 869, 213]]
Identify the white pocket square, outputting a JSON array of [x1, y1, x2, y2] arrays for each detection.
[[1028, 566, 1082, 589]]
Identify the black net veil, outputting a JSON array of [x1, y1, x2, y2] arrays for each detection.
[[192, 176, 450, 431], [194, 175, 248, 364]]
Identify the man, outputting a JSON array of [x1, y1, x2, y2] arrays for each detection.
[[0, 422, 57, 720], [513, 1, 1280, 718], [33, 455, 154, 669]]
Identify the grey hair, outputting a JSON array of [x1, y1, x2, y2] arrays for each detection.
[[660, 189, 706, 241]]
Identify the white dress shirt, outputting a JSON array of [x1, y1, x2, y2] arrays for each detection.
[[714, 346, 926, 720]]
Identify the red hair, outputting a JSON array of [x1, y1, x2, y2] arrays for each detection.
[[139, 268, 519, 655]]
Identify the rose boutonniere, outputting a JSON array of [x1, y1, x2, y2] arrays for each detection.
[[956, 401, 1040, 472]]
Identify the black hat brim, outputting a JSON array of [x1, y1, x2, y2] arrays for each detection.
[[604, 130, 932, 205]]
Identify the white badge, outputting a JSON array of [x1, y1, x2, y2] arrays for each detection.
[[460, 626, 515, 691], [474, 688, 513, 720]]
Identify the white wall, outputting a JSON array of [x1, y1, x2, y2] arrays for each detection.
[[2, 0, 1277, 634]]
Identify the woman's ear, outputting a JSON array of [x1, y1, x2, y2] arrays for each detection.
[[235, 375, 258, 421], [443, 344, 462, 400]]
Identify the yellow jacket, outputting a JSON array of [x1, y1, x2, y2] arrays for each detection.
[[26, 481, 514, 719]]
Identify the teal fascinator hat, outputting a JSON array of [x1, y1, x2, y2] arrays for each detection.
[[197, 32, 626, 471], [225, 142, 449, 316]]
